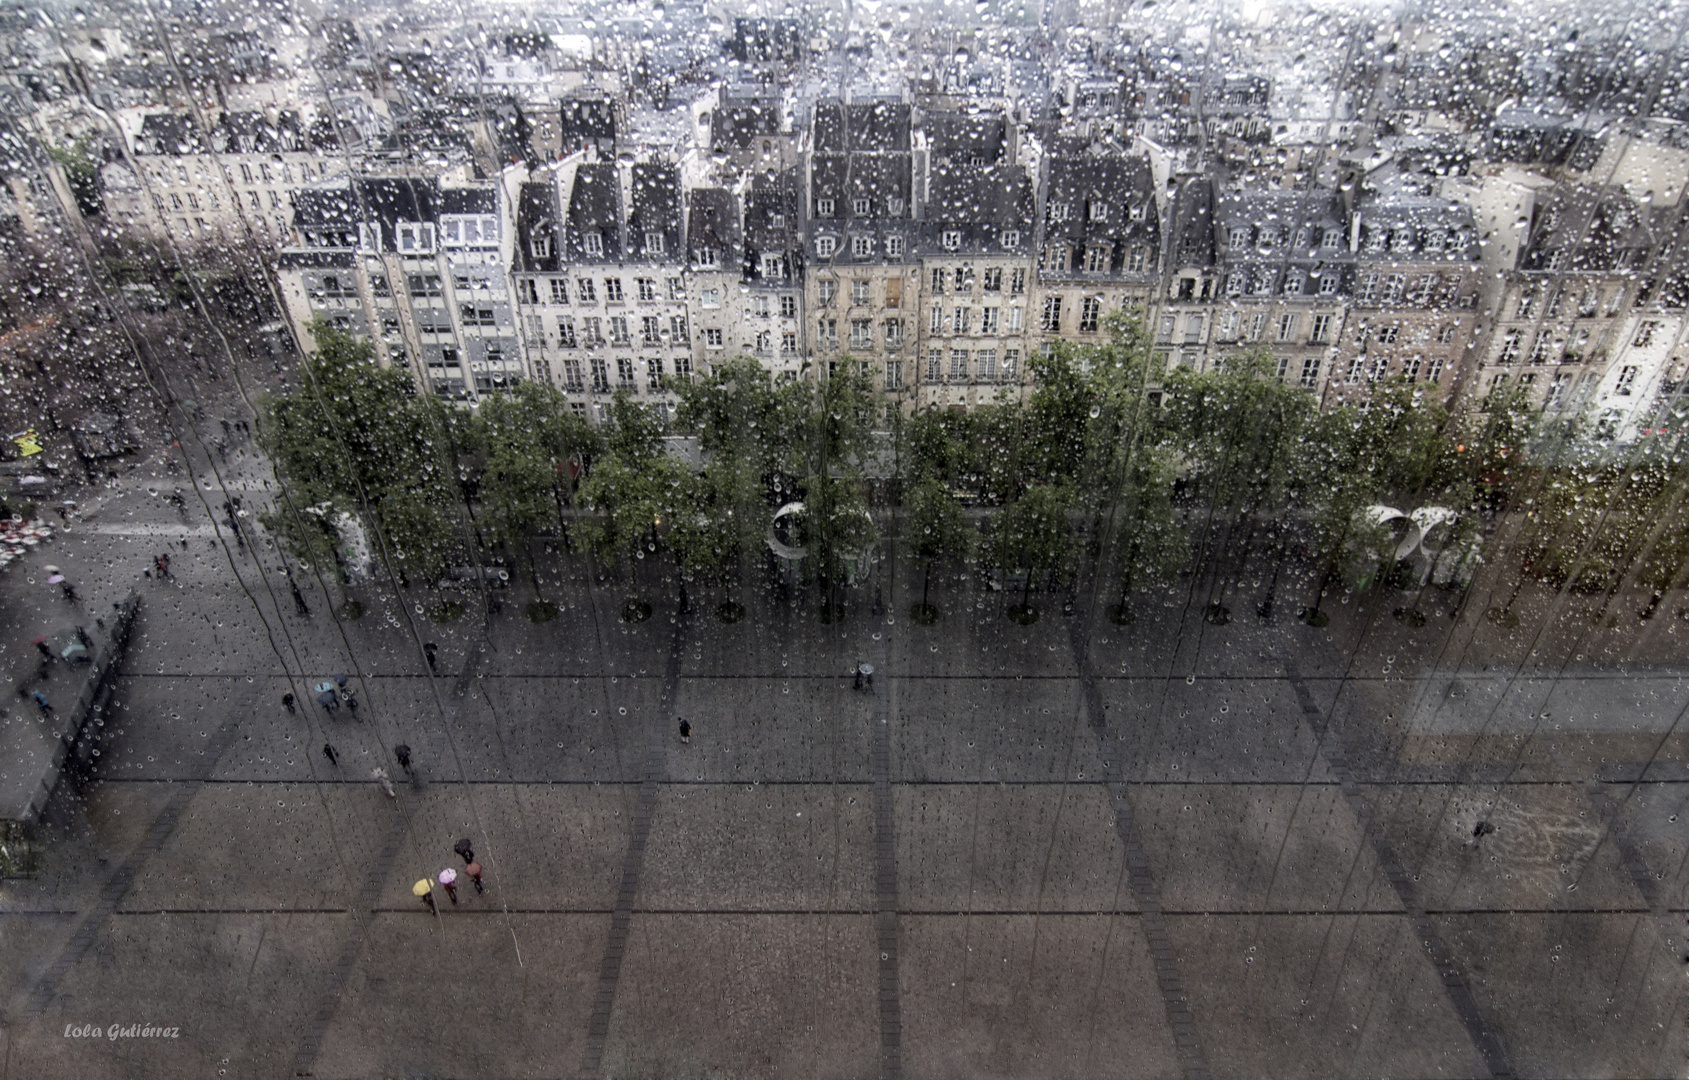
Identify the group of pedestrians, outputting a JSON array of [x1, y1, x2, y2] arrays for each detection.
[[414, 838, 486, 914]]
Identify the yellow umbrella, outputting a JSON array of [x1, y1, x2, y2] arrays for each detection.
[[412, 878, 433, 897]]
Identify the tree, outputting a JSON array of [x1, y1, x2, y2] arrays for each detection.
[[789, 363, 879, 616], [259, 324, 461, 589], [905, 477, 971, 623], [1107, 446, 1189, 622], [990, 480, 1076, 623]]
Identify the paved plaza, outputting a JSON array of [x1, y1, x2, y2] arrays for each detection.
[[0, 449, 1686, 1079]]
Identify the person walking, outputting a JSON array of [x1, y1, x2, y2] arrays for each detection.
[[372, 767, 396, 798], [289, 578, 309, 616], [438, 867, 459, 904], [282, 692, 296, 715], [344, 690, 358, 716], [424, 642, 438, 673], [413, 878, 436, 915], [465, 862, 484, 894], [853, 666, 863, 691], [317, 688, 338, 712], [322, 743, 338, 767], [678, 718, 691, 744], [32, 690, 51, 714], [394, 744, 413, 778], [453, 838, 475, 865]]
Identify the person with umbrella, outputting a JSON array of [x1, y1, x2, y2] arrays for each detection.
[[438, 867, 459, 904], [413, 878, 436, 915], [46, 566, 76, 602], [317, 688, 339, 712]]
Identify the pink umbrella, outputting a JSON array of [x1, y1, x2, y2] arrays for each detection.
[[47, 574, 64, 584], [438, 868, 457, 885]]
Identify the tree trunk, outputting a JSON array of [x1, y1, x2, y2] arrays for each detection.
[[1021, 564, 1034, 611], [922, 559, 932, 611]]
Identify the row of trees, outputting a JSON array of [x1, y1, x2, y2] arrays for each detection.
[[259, 318, 1685, 627]]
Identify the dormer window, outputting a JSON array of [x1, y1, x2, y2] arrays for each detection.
[[942, 230, 962, 251], [583, 231, 603, 256], [1050, 202, 1072, 222], [1229, 227, 1249, 248], [695, 246, 717, 268], [816, 236, 837, 258], [853, 197, 871, 216], [644, 231, 665, 255], [1392, 227, 1415, 251], [396, 222, 435, 253], [1424, 230, 1446, 252], [530, 232, 553, 259], [1089, 202, 1108, 221], [817, 198, 835, 217], [1321, 229, 1341, 250], [888, 197, 905, 216], [772, 213, 786, 228], [1366, 228, 1388, 252], [1001, 230, 1020, 250], [1129, 204, 1146, 221]]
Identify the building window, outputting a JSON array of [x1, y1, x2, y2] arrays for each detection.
[[851, 319, 873, 350], [563, 358, 585, 390], [781, 294, 797, 318], [1636, 321, 1659, 347], [616, 358, 636, 389], [1085, 246, 1110, 272], [1375, 325, 1400, 345], [642, 316, 661, 345], [782, 331, 796, 353], [852, 235, 873, 258], [644, 231, 665, 255], [519, 279, 539, 304], [550, 278, 569, 304], [886, 360, 903, 390], [1157, 315, 1175, 343], [647, 358, 665, 389], [925, 349, 942, 381], [577, 279, 597, 303], [670, 316, 688, 344], [461, 303, 496, 327], [1128, 247, 1147, 273], [1617, 365, 1639, 395], [668, 278, 685, 300], [818, 280, 836, 306], [816, 236, 837, 258], [818, 198, 835, 217], [409, 274, 443, 297], [531, 233, 553, 259], [1002, 350, 1019, 381], [977, 349, 997, 381], [636, 278, 656, 302], [1010, 268, 1026, 294], [1080, 297, 1101, 332], [1357, 273, 1381, 305], [930, 305, 945, 334], [609, 316, 630, 344], [705, 328, 724, 348], [756, 331, 772, 354], [1318, 273, 1338, 296], [888, 197, 905, 216], [981, 307, 1000, 335], [762, 254, 785, 279], [1002, 230, 1020, 249], [1310, 314, 1332, 344], [1299, 357, 1321, 388], [753, 295, 772, 318], [1383, 274, 1407, 305], [1248, 313, 1267, 341], [1184, 313, 1204, 344], [1041, 296, 1062, 332], [950, 349, 969, 381], [853, 197, 870, 216], [1226, 272, 1244, 297], [558, 317, 577, 348], [583, 317, 603, 345], [886, 236, 905, 258], [605, 278, 625, 303], [942, 230, 962, 251], [1528, 332, 1551, 363], [1049, 203, 1071, 222], [1283, 272, 1303, 296], [1438, 323, 1457, 345], [885, 320, 902, 348], [584, 231, 603, 256], [819, 319, 838, 348], [852, 280, 871, 305]]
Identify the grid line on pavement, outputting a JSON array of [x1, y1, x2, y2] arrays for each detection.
[[1286, 669, 1516, 1080], [871, 633, 902, 1080], [578, 611, 688, 1080], [291, 800, 412, 1076], [1068, 621, 1212, 1080], [14, 712, 248, 1020]]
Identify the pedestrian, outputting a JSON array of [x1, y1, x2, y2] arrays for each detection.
[[334, 673, 348, 690], [32, 690, 51, 713], [160, 553, 169, 577], [153, 555, 166, 578], [413, 878, 436, 915], [678, 718, 691, 744], [344, 692, 357, 715], [439, 867, 459, 904], [290, 578, 309, 616], [281, 692, 295, 715], [424, 642, 438, 673], [372, 767, 396, 798], [862, 663, 874, 690], [180, 538, 188, 550], [34, 638, 52, 661], [322, 743, 338, 766], [465, 861, 484, 894], [394, 744, 413, 777], [453, 838, 475, 865], [317, 689, 338, 712], [853, 665, 863, 691]]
